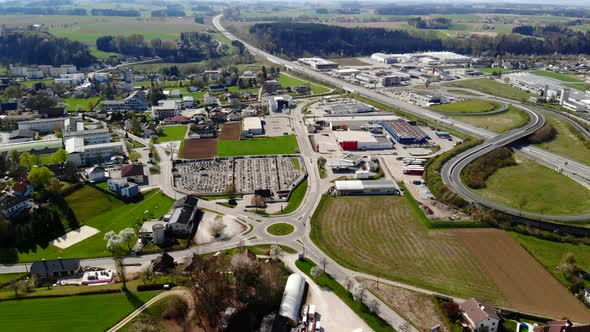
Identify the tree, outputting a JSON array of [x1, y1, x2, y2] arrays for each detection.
[[63, 161, 79, 183], [9, 149, 18, 170], [251, 194, 265, 208], [9, 279, 26, 297], [345, 277, 355, 292], [129, 151, 141, 162], [351, 282, 366, 302], [51, 148, 67, 164], [209, 217, 226, 238], [560, 252, 577, 273], [269, 244, 282, 261], [368, 298, 380, 314], [310, 266, 322, 279], [442, 300, 461, 320], [47, 178, 63, 195], [319, 257, 328, 272], [119, 228, 136, 252], [53, 127, 63, 138], [113, 247, 127, 290], [28, 166, 54, 188], [19, 152, 36, 170]]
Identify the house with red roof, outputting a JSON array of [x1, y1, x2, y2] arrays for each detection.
[[120, 164, 145, 183]]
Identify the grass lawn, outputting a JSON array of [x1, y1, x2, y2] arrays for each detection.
[[310, 196, 502, 300], [444, 78, 533, 101], [565, 82, 590, 92], [296, 258, 395, 332], [0, 290, 158, 332], [227, 86, 260, 94], [451, 106, 529, 133], [535, 114, 590, 166], [266, 223, 295, 236], [156, 125, 188, 143], [478, 67, 513, 74], [276, 73, 330, 94], [63, 97, 102, 112], [510, 232, 590, 288], [0, 273, 25, 285], [217, 136, 298, 156], [18, 187, 174, 262], [430, 99, 500, 114], [20, 79, 54, 88], [473, 155, 590, 218], [273, 180, 308, 215], [531, 70, 582, 83], [121, 294, 192, 331]]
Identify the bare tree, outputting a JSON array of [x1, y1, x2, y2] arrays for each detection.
[[345, 277, 355, 292], [209, 217, 227, 238], [352, 282, 366, 303], [319, 257, 328, 272], [113, 247, 127, 290], [310, 266, 322, 279], [269, 244, 282, 261], [398, 322, 411, 332], [251, 194, 265, 208], [368, 299, 380, 314], [9, 280, 25, 297]]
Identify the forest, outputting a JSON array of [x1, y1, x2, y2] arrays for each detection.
[[248, 22, 590, 58], [96, 33, 221, 63], [0, 31, 96, 67]]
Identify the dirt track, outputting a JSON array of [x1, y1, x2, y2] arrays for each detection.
[[182, 139, 218, 159], [455, 229, 590, 322]]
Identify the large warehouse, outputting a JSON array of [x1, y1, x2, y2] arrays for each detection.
[[335, 179, 400, 195], [242, 117, 263, 136], [297, 57, 339, 71], [381, 120, 428, 144], [334, 130, 394, 150]]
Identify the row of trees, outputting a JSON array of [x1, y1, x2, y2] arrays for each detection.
[[408, 17, 452, 29], [96, 33, 221, 63], [248, 22, 590, 58], [0, 206, 65, 254], [462, 147, 516, 189], [0, 31, 96, 67], [374, 4, 590, 18]]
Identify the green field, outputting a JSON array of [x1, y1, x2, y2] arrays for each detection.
[[276, 73, 330, 94], [0, 290, 158, 332], [531, 70, 582, 83], [473, 155, 590, 218], [157, 125, 188, 143], [63, 97, 102, 112], [217, 136, 298, 156], [276, 180, 307, 215], [266, 223, 295, 236], [565, 82, 590, 92], [430, 99, 500, 114], [444, 78, 533, 101], [18, 187, 174, 262], [536, 114, 590, 166], [450, 106, 529, 133], [510, 232, 590, 288], [478, 67, 513, 74], [310, 196, 502, 300]]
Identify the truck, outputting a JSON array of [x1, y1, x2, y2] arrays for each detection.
[[402, 157, 415, 164], [403, 165, 425, 175]]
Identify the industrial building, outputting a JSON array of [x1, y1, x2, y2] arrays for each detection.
[[334, 130, 394, 150], [408, 91, 446, 106], [278, 274, 306, 326], [327, 154, 364, 169], [267, 95, 292, 112], [322, 99, 374, 116], [370, 53, 399, 64], [18, 116, 82, 134], [381, 120, 428, 144], [335, 179, 400, 195], [298, 57, 339, 71], [151, 100, 182, 120], [242, 117, 263, 136]]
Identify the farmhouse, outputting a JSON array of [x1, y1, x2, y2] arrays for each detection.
[[381, 120, 428, 144], [459, 298, 501, 332], [120, 164, 145, 183], [30, 258, 81, 286], [334, 179, 400, 196]]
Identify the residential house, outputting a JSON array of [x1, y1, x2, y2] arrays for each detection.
[[204, 92, 217, 105], [202, 70, 220, 81], [162, 115, 190, 125], [168, 196, 202, 235], [182, 96, 194, 108], [263, 80, 281, 94], [227, 111, 241, 122], [459, 298, 501, 332], [107, 178, 140, 198], [188, 86, 200, 93], [533, 320, 590, 332], [0, 195, 32, 219], [209, 84, 225, 92], [169, 89, 181, 98], [189, 123, 217, 138], [151, 100, 182, 120], [12, 181, 33, 197], [30, 258, 81, 286], [151, 252, 176, 273], [120, 164, 145, 183], [101, 90, 150, 112], [8, 129, 37, 143], [37, 107, 67, 119], [85, 166, 108, 182]]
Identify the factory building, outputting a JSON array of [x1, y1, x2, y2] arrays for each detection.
[[322, 100, 374, 116], [408, 91, 445, 106], [65, 137, 125, 167], [381, 120, 428, 144], [335, 179, 400, 195], [334, 130, 394, 150], [298, 57, 339, 71], [242, 117, 263, 136]]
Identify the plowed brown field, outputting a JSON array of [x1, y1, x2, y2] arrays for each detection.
[[455, 229, 590, 322], [219, 122, 241, 140], [181, 138, 217, 159]]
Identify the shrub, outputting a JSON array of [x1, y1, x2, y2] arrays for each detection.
[[136, 283, 175, 291], [527, 123, 557, 144], [162, 297, 188, 321], [462, 147, 516, 189]]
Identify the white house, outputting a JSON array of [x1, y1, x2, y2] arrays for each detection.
[[85, 166, 108, 182], [459, 298, 501, 332]]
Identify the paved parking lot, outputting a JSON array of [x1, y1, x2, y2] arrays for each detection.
[[264, 115, 292, 137], [174, 156, 305, 196]]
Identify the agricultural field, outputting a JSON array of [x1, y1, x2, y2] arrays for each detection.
[[450, 106, 529, 133], [217, 135, 298, 156], [18, 187, 174, 262], [275, 73, 330, 94], [535, 114, 590, 166], [218, 122, 241, 140], [181, 138, 218, 159], [156, 125, 188, 143], [472, 155, 590, 217], [0, 290, 158, 332], [311, 195, 502, 301], [509, 232, 590, 288], [443, 78, 533, 101], [457, 229, 590, 322], [62, 97, 101, 112], [477, 67, 514, 74], [430, 99, 500, 114]]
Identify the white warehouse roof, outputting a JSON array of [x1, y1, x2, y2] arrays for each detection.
[[242, 117, 262, 131], [335, 179, 398, 191], [279, 274, 306, 325]]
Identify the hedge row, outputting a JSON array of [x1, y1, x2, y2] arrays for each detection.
[[137, 283, 176, 292], [462, 147, 516, 189], [527, 122, 557, 144]]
